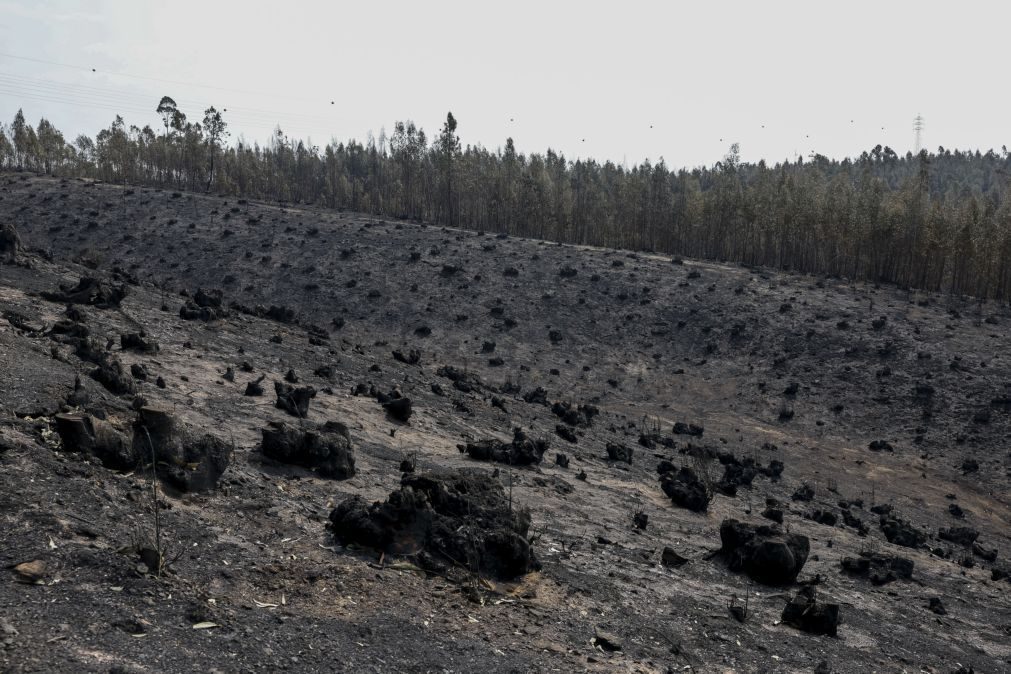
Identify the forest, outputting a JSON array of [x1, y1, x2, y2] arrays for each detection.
[[2, 100, 1011, 300]]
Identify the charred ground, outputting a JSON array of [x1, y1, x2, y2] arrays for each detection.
[[0, 173, 1009, 673]]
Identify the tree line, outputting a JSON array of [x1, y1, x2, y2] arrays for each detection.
[[2, 100, 1011, 300]]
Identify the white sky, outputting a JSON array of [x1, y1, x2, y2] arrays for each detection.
[[0, 0, 1008, 169]]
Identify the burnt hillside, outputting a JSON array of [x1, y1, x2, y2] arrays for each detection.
[[1, 172, 1009, 673]]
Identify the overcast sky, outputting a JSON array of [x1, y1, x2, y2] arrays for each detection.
[[0, 0, 1008, 169]]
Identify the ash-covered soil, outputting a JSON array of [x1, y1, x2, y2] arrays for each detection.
[[1, 172, 1009, 673]]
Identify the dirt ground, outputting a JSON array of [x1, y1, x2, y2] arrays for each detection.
[[1, 172, 1009, 673]]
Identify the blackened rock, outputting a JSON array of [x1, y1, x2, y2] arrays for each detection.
[[462, 428, 547, 466], [314, 364, 336, 380], [764, 459, 785, 479], [437, 365, 490, 394], [0, 221, 21, 260], [660, 467, 712, 513], [719, 462, 759, 493], [762, 507, 784, 524], [639, 432, 676, 450], [54, 413, 136, 470], [71, 337, 136, 396], [261, 421, 355, 479], [880, 516, 926, 548], [42, 277, 127, 309], [555, 425, 577, 443], [164, 435, 231, 492], [656, 459, 677, 475], [781, 587, 839, 636], [840, 551, 914, 585], [133, 407, 231, 492], [179, 304, 220, 321], [383, 396, 413, 422], [244, 376, 265, 396], [266, 305, 297, 324], [90, 358, 135, 396], [49, 319, 90, 344], [661, 546, 689, 568], [193, 288, 224, 310], [179, 288, 229, 321], [719, 519, 810, 585], [274, 382, 316, 417], [392, 349, 421, 365], [807, 510, 838, 526], [606, 442, 633, 464], [792, 484, 815, 502], [328, 469, 539, 579], [555, 453, 569, 468], [841, 511, 865, 537], [66, 375, 90, 407], [841, 509, 869, 535], [551, 401, 598, 428], [522, 387, 549, 405], [938, 526, 979, 547], [672, 421, 704, 436], [972, 542, 998, 562], [120, 332, 159, 353]]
